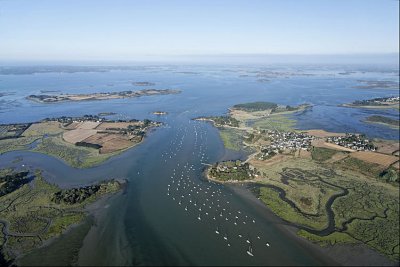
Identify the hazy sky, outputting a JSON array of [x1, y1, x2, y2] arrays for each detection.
[[0, 0, 398, 61]]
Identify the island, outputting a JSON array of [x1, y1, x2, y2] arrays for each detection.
[[132, 82, 156, 86], [0, 167, 124, 265], [151, 111, 168, 115], [0, 115, 161, 168], [340, 96, 399, 109], [199, 101, 400, 262], [26, 89, 181, 103], [97, 112, 117, 116]]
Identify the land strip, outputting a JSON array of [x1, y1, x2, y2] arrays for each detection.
[[27, 89, 181, 103]]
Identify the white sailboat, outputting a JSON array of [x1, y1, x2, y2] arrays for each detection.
[[246, 245, 254, 257]]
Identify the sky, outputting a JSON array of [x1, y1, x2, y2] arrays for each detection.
[[0, 0, 398, 62]]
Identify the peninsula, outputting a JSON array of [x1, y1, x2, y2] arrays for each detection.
[[340, 96, 399, 109], [201, 101, 400, 262], [0, 115, 161, 168], [26, 89, 181, 103]]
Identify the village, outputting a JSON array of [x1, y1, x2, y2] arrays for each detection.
[[326, 133, 376, 151], [253, 130, 314, 160], [347, 95, 400, 107]]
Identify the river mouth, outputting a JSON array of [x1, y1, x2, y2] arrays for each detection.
[[5, 114, 332, 266]]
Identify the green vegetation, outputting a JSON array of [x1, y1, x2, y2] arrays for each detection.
[[0, 136, 39, 154], [198, 100, 399, 260], [332, 180, 399, 260], [212, 116, 240, 127], [218, 128, 244, 151], [0, 171, 30, 197], [0, 169, 122, 263], [51, 183, 120, 205], [18, 216, 93, 266], [233, 101, 278, 111], [33, 136, 113, 168], [365, 115, 399, 128], [258, 186, 328, 230], [311, 147, 338, 162], [253, 159, 399, 261], [379, 167, 399, 183], [297, 230, 356, 246], [253, 114, 296, 131], [208, 160, 257, 181], [333, 157, 384, 178], [0, 123, 31, 140]]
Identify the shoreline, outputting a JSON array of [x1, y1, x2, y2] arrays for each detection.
[[220, 176, 397, 266], [26, 89, 181, 104], [0, 120, 161, 169], [339, 103, 399, 110], [15, 180, 126, 266], [204, 139, 398, 266]]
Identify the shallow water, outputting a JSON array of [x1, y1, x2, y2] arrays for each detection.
[[0, 64, 398, 265]]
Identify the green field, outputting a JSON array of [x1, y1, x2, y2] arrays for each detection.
[[252, 114, 296, 132], [232, 101, 278, 111], [218, 128, 245, 151], [311, 147, 339, 162]]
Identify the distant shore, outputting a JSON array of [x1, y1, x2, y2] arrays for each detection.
[[27, 89, 181, 103]]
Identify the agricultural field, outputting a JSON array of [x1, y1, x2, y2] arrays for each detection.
[[63, 129, 98, 144], [0, 117, 160, 168], [349, 151, 399, 168]]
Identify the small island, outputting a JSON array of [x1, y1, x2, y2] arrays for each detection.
[[341, 96, 399, 109], [97, 112, 117, 116], [132, 82, 156, 86], [26, 89, 181, 103], [151, 111, 168, 115]]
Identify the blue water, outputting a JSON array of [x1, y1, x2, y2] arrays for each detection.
[[1, 65, 398, 139], [0, 64, 398, 266]]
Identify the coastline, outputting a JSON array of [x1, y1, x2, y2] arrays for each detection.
[[223, 178, 397, 266], [339, 103, 399, 110], [26, 89, 181, 104], [0, 121, 160, 169]]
